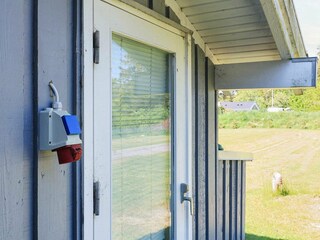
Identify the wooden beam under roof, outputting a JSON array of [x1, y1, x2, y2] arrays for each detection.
[[215, 57, 317, 89]]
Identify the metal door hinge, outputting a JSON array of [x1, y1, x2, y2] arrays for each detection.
[[93, 30, 100, 64], [93, 181, 100, 215]]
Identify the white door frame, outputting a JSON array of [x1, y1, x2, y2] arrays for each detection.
[[83, 0, 94, 239], [83, 0, 193, 239]]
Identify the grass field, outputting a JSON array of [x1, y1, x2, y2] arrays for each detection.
[[219, 111, 320, 130], [219, 128, 320, 240]]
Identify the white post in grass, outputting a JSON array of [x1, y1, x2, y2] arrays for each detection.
[[272, 172, 283, 192]]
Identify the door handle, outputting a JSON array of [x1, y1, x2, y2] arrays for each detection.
[[181, 183, 194, 215]]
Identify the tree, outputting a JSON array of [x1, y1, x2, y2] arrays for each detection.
[[231, 89, 292, 109], [289, 53, 320, 111]]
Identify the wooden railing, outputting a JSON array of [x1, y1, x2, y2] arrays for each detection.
[[216, 151, 253, 240]]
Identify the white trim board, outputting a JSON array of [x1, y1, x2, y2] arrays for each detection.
[[260, 0, 307, 59], [218, 151, 253, 162], [82, 0, 94, 239]]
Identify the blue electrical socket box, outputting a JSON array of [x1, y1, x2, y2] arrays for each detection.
[[62, 115, 81, 135]]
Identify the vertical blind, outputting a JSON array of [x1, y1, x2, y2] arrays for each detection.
[[112, 34, 171, 240]]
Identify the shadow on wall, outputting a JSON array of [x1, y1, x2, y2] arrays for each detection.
[[246, 233, 286, 240]]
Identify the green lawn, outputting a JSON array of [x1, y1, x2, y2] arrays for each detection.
[[219, 128, 320, 240], [112, 134, 171, 240], [219, 111, 320, 130]]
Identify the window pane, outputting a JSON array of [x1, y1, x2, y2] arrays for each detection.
[[112, 34, 171, 240]]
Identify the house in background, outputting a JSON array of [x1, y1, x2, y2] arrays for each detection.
[[0, 0, 317, 239], [220, 101, 260, 111]]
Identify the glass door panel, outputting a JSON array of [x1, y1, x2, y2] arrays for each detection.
[[112, 35, 172, 240]]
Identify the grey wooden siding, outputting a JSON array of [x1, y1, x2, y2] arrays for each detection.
[[193, 45, 218, 240], [0, 1, 34, 239], [194, 44, 207, 240], [0, 0, 81, 239], [193, 45, 247, 240], [207, 53, 217, 240], [37, 0, 81, 239]]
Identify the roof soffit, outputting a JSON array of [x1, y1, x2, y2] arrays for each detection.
[[171, 0, 307, 64]]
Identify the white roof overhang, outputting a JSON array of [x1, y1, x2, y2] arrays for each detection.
[[166, 0, 317, 89], [169, 0, 307, 64]]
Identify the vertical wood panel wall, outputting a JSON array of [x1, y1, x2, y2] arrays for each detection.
[[193, 45, 219, 240], [0, 0, 81, 239], [195, 45, 208, 240], [0, 1, 34, 239], [37, 0, 81, 239], [193, 45, 247, 240]]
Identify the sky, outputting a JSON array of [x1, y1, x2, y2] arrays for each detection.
[[293, 0, 320, 56]]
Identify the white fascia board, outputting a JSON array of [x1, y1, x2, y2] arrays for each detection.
[[215, 57, 317, 90], [260, 0, 307, 59], [283, 0, 307, 57], [165, 0, 220, 65]]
